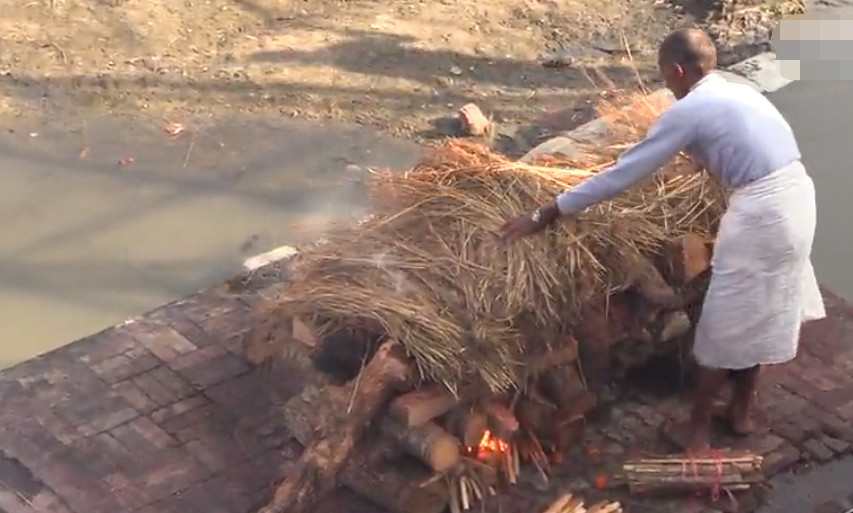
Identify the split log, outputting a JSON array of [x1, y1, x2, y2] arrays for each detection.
[[389, 384, 459, 427], [283, 383, 461, 473], [664, 233, 712, 284], [658, 311, 692, 343], [379, 419, 462, 472], [292, 317, 319, 347], [483, 399, 519, 440], [526, 337, 579, 376], [259, 337, 412, 513], [515, 395, 555, 445], [282, 401, 449, 513], [446, 407, 489, 449], [628, 256, 679, 306], [623, 451, 763, 496], [341, 441, 449, 513], [539, 362, 586, 410]]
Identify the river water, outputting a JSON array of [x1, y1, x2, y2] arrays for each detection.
[[0, 115, 422, 368]]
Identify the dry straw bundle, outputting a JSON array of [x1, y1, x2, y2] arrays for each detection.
[[271, 92, 728, 394]]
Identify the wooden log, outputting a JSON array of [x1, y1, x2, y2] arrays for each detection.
[[379, 418, 461, 472], [515, 395, 555, 446], [623, 451, 763, 496], [292, 316, 319, 347], [627, 256, 679, 306], [664, 233, 712, 285], [283, 383, 461, 473], [658, 310, 692, 343], [483, 398, 519, 440], [446, 407, 489, 449], [341, 441, 449, 513], [539, 363, 586, 410], [259, 337, 412, 513], [389, 384, 459, 427], [282, 402, 448, 513], [526, 337, 579, 375]]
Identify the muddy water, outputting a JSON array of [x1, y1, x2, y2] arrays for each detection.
[[0, 115, 422, 368], [768, 81, 853, 303]]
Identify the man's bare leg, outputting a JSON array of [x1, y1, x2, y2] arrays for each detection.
[[726, 365, 761, 435], [664, 367, 729, 452]]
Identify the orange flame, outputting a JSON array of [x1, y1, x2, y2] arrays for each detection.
[[477, 430, 509, 456]]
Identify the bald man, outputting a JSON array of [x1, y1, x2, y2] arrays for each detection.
[[500, 28, 825, 452]]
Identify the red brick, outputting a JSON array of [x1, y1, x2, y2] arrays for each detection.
[[74, 326, 138, 363], [90, 346, 160, 383], [31, 406, 80, 444], [204, 372, 277, 415], [103, 472, 150, 510], [193, 306, 254, 341], [32, 456, 123, 513], [28, 489, 75, 513], [112, 380, 158, 413], [76, 403, 139, 437], [772, 419, 813, 444], [814, 501, 846, 513], [171, 346, 250, 388], [207, 453, 284, 513], [110, 417, 177, 452], [135, 480, 235, 513], [802, 438, 835, 462], [70, 433, 137, 476], [821, 435, 851, 455], [747, 433, 786, 456], [799, 361, 853, 392], [131, 448, 212, 502], [0, 414, 66, 465], [149, 395, 209, 425], [157, 401, 234, 437], [131, 366, 195, 408], [178, 290, 247, 329], [132, 322, 198, 362], [0, 450, 44, 501], [818, 413, 853, 443], [762, 443, 802, 476], [836, 399, 853, 421]]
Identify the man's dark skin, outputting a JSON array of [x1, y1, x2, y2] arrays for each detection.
[[500, 28, 760, 452]]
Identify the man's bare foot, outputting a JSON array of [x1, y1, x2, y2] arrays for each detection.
[[661, 419, 711, 452], [711, 404, 755, 437], [728, 406, 755, 436]]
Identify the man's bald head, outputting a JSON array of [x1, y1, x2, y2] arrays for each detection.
[[659, 28, 717, 76]]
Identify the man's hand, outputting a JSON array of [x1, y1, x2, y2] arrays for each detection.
[[499, 201, 561, 243]]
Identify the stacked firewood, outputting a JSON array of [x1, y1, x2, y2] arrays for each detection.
[[240, 230, 718, 513]]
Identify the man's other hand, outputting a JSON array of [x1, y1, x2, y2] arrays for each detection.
[[499, 201, 560, 243]]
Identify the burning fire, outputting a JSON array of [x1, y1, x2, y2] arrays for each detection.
[[476, 430, 508, 458]]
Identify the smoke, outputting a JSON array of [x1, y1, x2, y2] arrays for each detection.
[[370, 250, 415, 296]]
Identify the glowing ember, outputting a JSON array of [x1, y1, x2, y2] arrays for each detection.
[[477, 430, 509, 457]]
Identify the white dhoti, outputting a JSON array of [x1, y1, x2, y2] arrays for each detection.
[[692, 160, 826, 370]]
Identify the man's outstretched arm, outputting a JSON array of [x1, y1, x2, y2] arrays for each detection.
[[500, 105, 697, 242], [555, 107, 695, 215]]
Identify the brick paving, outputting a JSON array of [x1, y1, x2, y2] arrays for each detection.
[[0, 269, 852, 513]]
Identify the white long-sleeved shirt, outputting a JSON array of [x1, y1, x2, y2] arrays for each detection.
[[555, 73, 802, 215]]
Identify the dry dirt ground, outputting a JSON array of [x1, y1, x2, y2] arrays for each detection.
[[0, 0, 801, 147]]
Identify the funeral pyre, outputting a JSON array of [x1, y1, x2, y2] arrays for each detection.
[[243, 92, 745, 513]]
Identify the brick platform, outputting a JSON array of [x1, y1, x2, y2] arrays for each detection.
[[0, 272, 852, 513]]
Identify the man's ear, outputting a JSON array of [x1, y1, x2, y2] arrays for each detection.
[[673, 63, 686, 78]]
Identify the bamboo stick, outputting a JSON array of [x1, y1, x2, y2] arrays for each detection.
[[460, 476, 470, 511], [586, 501, 621, 513], [542, 493, 573, 513], [562, 497, 585, 513]]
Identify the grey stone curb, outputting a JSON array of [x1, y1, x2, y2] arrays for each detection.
[[520, 51, 791, 163]]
